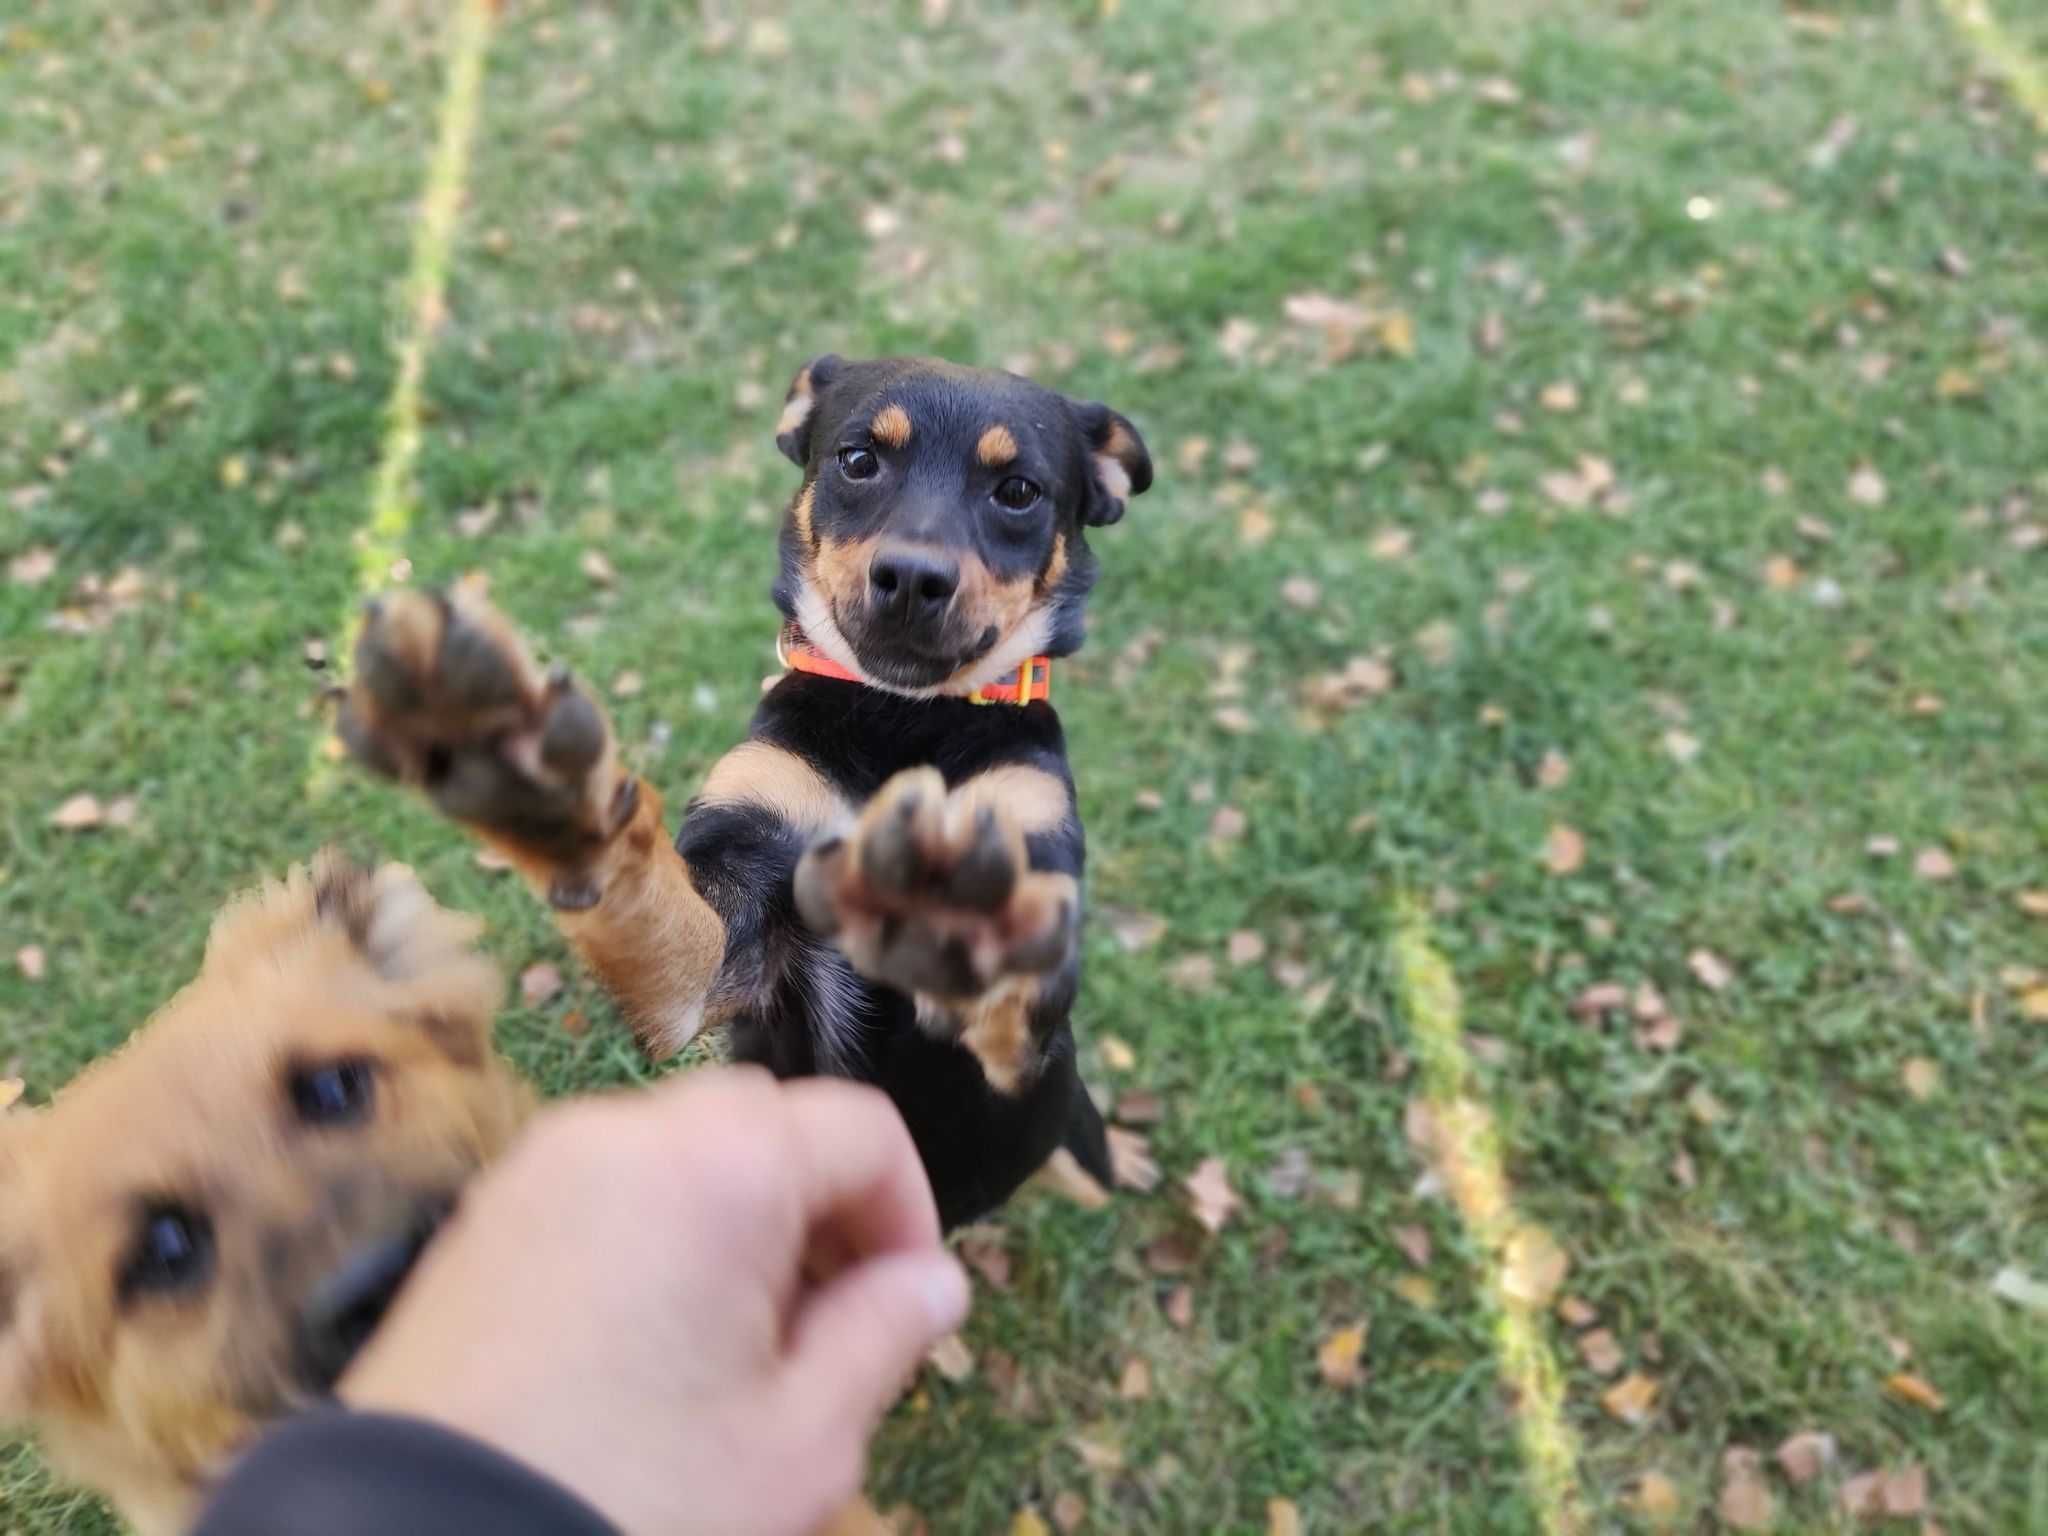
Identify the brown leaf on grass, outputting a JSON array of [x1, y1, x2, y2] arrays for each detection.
[[1304, 655, 1395, 715], [0, 1079, 24, 1114], [520, 963, 564, 1006], [1212, 705, 1255, 735], [1761, 555, 1803, 590], [1900, 1057, 1940, 1101], [1317, 1323, 1366, 1388], [1116, 1357, 1152, 1400], [1184, 1156, 1239, 1234], [1226, 930, 1267, 967], [1662, 729, 1702, 764], [1670, 1148, 1698, 1189], [1717, 1448, 1774, 1531], [1775, 1430, 1837, 1485], [1108, 1128, 1161, 1192], [2015, 890, 2048, 919], [1115, 1090, 1163, 1125], [1688, 949, 1733, 990], [1879, 1464, 1927, 1516], [579, 548, 616, 586], [1265, 1498, 1303, 1536], [1009, 1510, 1050, 1536], [1068, 1431, 1123, 1476], [1166, 954, 1217, 994], [1600, 1372, 1660, 1424], [1502, 1224, 1570, 1307], [1164, 1284, 1195, 1328], [1379, 310, 1417, 358], [1913, 847, 1956, 882], [1280, 575, 1321, 610], [611, 670, 643, 699], [1209, 806, 1248, 843], [1839, 1472, 1882, 1519], [1539, 379, 1581, 413], [1579, 1328, 1624, 1376], [1557, 1295, 1598, 1329], [1884, 1372, 1945, 1412], [1543, 823, 1586, 876], [1049, 1491, 1086, 1534], [1685, 1084, 1728, 1125], [1369, 525, 1413, 561], [1143, 1233, 1199, 1275], [1636, 1015, 1683, 1052], [9, 547, 57, 586], [1572, 981, 1629, 1018], [1106, 909, 1167, 953], [16, 945, 47, 981], [959, 1232, 1012, 1290], [1537, 749, 1572, 789], [1631, 1472, 1680, 1520], [1847, 465, 1888, 506], [926, 1333, 975, 1382], [1392, 1224, 1432, 1267], [48, 793, 104, 830]]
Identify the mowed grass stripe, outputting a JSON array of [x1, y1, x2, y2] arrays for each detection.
[[1391, 905, 1585, 1536], [1939, 0, 2048, 129], [308, 0, 496, 790]]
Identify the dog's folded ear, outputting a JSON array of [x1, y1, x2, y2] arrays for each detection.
[[1069, 400, 1153, 526], [775, 354, 845, 467]]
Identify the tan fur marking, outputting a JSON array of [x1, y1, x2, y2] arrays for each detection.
[[958, 977, 1040, 1095], [1038, 532, 1069, 596], [976, 424, 1018, 467], [775, 393, 814, 438], [870, 403, 912, 449], [697, 741, 846, 833], [791, 483, 816, 546], [1102, 420, 1137, 463], [954, 555, 1037, 646], [812, 533, 880, 617], [951, 764, 1070, 836]]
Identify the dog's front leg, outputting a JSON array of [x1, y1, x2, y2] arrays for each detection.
[[334, 581, 725, 1057], [792, 762, 1083, 1093]]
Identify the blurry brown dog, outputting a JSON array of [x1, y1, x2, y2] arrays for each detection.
[[0, 852, 531, 1535]]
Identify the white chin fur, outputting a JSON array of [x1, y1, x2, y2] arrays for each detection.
[[791, 579, 1053, 700]]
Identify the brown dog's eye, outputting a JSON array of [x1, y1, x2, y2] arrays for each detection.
[[993, 476, 1043, 513], [119, 1204, 214, 1303], [289, 1059, 377, 1127], [838, 446, 880, 482]]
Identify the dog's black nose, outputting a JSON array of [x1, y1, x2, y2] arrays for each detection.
[[296, 1212, 443, 1391], [869, 547, 959, 628]]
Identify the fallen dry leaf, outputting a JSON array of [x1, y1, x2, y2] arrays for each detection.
[[1687, 949, 1733, 991], [1900, 1057, 1940, 1101], [1184, 1156, 1240, 1234], [1718, 1448, 1774, 1531], [1501, 1224, 1570, 1308], [520, 962, 564, 1006], [1370, 525, 1413, 561], [48, 793, 104, 830], [1762, 555, 1803, 590], [1106, 910, 1167, 953], [1537, 750, 1572, 790], [1880, 1464, 1927, 1517], [1317, 1323, 1366, 1388], [9, 546, 57, 586], [1009, 1510, 1051, 1536], [1067, 1432, 1123, 1476], [1685, 1084, 1728, 1125], [1166, 954, 1217, 994], [2015, 890, 2048, 919], [1662, 729, 1702, 764], [1601, 1372, 1660, 1425], [0, 1079, 23, 1114], [1265, 1497, 1303, 1536], [1209, 806, 1248, 843], [1379, 310, 1417, 358], [2020, 986, 2048, 1022], [1050, 1492, 1086, 1534], [1839, 1472, 1882, 1520], [16, 945, 47, 981], [611, 670, 643, 699], [1579, 1328, 1624, 1376], [1165, 1284, 1195, 1328], [1632, 1471, 1680, 1521], [1847, 465, 1888, 506], [927, 1333, 975, 1382], [1775, 1430, 1837, 1485], [1108, 1127, 1161, 1192], [1543, 823, 1587, 876], [1884, 1371, 1945, 1413], [1913, 847, 1956, 882], [1280, 576, 1321, 610], [1116, 1357, 1152, 1401], [1227, 930, 1267, 967], [579, 548, 616, 587], [1557, 1296, 1598, 1329], [1391, 1224, 1431, 1267]]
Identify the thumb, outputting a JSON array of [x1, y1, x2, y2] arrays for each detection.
[[782, 1251, 969, 1432]]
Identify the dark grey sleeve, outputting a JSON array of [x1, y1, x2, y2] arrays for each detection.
[[195, 1410, 619, 1536]]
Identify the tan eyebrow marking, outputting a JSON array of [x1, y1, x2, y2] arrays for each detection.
[[976, 424, 1019, 468], [870, 404, 912, 449]]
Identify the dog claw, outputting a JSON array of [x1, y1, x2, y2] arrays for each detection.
[[945, 809, 1015, 913], [539, 686, 605, 777]]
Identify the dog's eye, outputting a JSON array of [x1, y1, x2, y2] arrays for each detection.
[[289, 1059, 377, 1127], [119, 1204, 214, 1302], [993, 476, 1043, 513], [838, 446, 880, 482]]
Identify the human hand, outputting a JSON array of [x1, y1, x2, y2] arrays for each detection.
[[341, 1067, 969, 1536]]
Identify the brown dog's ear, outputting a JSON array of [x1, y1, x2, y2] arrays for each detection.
[[775, 354, 844, 467], [1070, 401, 1153, 526]]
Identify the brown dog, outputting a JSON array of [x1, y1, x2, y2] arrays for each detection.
[[0, 853, 531, 1535]]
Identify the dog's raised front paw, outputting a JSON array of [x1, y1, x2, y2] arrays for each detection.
[[335, 580, 635, 891], [793, 766, 1075, 1001]]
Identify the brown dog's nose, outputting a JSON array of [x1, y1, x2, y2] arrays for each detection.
[[296, 1209, 445, 1391], [869, 547, 958, 629]]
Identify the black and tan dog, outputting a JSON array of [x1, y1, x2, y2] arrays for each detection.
[[337, 356, 1152, 1229]]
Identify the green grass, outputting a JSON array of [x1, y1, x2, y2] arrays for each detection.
[[5, 0, 2047, 1530]]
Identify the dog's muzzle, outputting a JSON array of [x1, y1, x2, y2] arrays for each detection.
[[295, 1198, 452, 1392]]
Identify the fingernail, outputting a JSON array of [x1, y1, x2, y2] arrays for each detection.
[[914, 1255, 970, 1331]]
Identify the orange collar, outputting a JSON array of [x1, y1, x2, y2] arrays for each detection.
[[776, 624, 1051, 706]]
